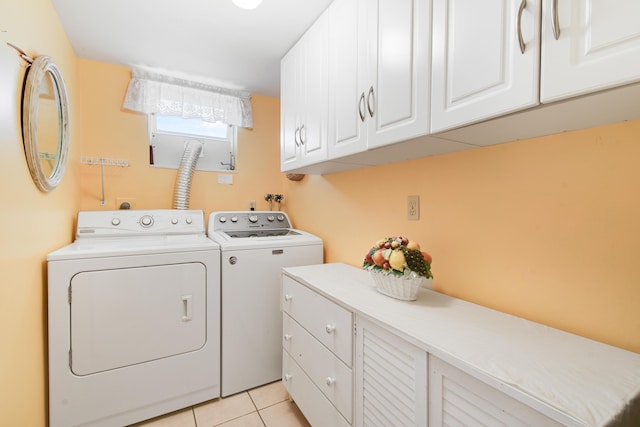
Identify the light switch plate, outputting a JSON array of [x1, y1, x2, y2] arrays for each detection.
[[408, 195, 420, 220]]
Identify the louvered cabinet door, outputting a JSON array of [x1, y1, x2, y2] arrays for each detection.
[[428, 355, 563, 426], [354, 315, 427, 427]]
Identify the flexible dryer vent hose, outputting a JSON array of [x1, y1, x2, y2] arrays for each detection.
[[173, 141, 203, 210]]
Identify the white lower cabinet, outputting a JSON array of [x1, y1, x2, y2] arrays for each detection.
[[282, 265, 640, 426], [429, 356, 562, 427], [281, 276, 354, 426], [355, 315, 427, 427]]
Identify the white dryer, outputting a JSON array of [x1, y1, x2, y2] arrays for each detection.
[[47, 210, 220, 427], [208, 211, 323, 397]]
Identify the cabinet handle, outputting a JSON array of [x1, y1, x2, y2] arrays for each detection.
[[284, 333, 292, 341], [325, 324, 336, 334], [326, 377, 336, 386], [299, 124, 305, 145], [284, 373, 292, 382], [358, 92, 366, 122], [517, 0, 527, 54], [294, 127, 300, 147], [284, 294, 293, 302], [551, 0, 560, 40], [367, 86, 375, 118]]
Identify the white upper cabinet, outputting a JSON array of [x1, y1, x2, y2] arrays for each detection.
[[431, 0, 541, 133], [280, 11, 329, 171], [327, 0, 367, 158], [328, 0, 430, 158], [540, 0, 640, 103]]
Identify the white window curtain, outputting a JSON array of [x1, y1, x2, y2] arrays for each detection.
[[123, 68, 253, 128]]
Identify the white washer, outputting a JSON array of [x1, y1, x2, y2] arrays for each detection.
[[208, 211, 323, 397], [47, 210, 220, 427]]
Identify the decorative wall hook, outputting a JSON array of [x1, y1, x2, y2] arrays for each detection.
[[273, 194, 284, 211], [264, 193, 273, 210], [6, 42, 33, 64]]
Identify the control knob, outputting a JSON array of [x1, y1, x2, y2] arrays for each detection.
[[140, 215, 153, 227], [249, 214, 258, 223]]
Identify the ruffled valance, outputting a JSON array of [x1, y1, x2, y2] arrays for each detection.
[[123, 68, 253, 128]]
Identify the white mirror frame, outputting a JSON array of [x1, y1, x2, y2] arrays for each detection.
[[22, 55, 70, 192]]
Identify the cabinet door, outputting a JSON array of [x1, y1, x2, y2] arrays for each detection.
[[431, 0, 541, 133], [429, 355, 563, 426], [366, 0, 431, 148], [280, 44, 302, 170], [541, 0, 640, 103], [354, 315, 427, 427], [300, 11, 329, 165], [328, 0, 368, 159]]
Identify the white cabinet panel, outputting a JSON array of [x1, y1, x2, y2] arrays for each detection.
[[280, 11, 329, 171], [541, 0, 640, 102], [328, 0, 431, 158], [328, 0, 368, 158], [429, 355, 563, 427], [431, 0, 541, 133], [355, 315, 427, 427], [368, 0, 430, 148]]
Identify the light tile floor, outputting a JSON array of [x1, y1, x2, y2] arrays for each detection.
[[129, 381, 310, 427]]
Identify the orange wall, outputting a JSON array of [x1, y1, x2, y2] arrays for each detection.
[[77, 59, 285, 213], [2, 1, 640, 426], [0, 0, 80, 425], [284, 120, 640, 353]]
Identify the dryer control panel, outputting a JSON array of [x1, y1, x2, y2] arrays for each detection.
[[76, 209, 206, 238]]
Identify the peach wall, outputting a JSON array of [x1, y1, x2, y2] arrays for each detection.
[[2, 3, 639, 426], [0, 0, 79, 425], [77, 59, 285, 213], [284, 120, 640, 353]]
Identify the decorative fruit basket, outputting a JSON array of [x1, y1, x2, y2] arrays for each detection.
[[363, 236, 433, 301]]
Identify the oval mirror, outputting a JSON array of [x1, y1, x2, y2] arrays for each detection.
[[22, 55, 70, 192]]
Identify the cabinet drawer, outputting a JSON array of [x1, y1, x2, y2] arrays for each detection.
[[283, 313, 353, 422], [282, 276, 353, 366], [283, 352, 351, 427]]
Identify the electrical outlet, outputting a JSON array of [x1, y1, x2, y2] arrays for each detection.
[[408, 195, 420, 220], [116, 197, 136, 210]]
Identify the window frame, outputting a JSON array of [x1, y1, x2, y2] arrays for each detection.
[[147, 114, 237, 172]]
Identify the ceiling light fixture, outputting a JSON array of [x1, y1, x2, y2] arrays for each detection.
[[232, 0, 263, 10]]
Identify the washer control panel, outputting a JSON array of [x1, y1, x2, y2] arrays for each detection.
[[76, 209, 205, 238], [210, 211, 291, 233]]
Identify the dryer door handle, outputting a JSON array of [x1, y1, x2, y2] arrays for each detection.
[[181, 295, 193, 321]]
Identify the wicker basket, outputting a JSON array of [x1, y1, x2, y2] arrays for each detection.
[[369, 271, 428, 301]]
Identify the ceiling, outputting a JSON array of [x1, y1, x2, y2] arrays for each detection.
[[51, 0, 334, 98]]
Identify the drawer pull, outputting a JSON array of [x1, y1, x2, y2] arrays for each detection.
[[325, 324, 336, 334], [326, 377, 336, 386], [284, 333, 292, 341], [284, 294, 293, 302], [284, 373, 292, 382]]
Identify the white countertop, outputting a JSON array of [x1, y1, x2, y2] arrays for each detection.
[[283, 263, 640, 427]]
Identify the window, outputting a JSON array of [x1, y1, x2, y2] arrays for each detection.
[[148, 114, 236, 172]]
